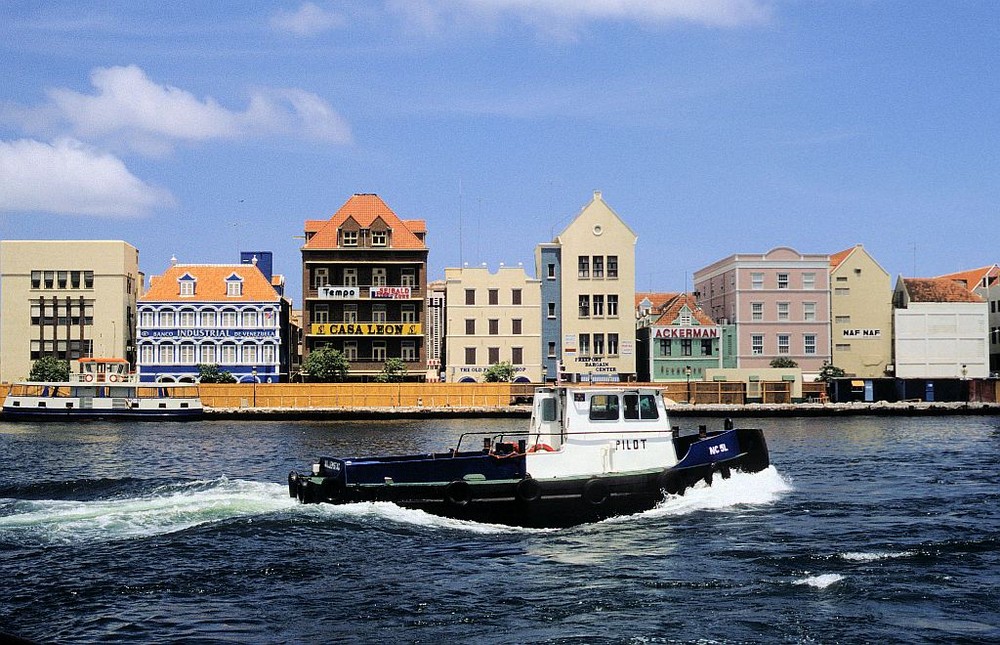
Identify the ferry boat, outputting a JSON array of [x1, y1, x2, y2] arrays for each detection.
[[288, 386, 769, 528], [1, 358, 203, 420]]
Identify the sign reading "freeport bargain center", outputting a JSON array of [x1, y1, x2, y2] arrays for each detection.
[[310, 323, 422, 336]]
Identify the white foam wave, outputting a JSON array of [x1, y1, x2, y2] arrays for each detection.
[[840, 551, 915, 562], [0, 478, 297, 545], [621, 465, 791, 522], [793, 573, 844, 589], [305, 500, 540, 534]]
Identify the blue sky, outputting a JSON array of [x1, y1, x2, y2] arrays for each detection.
[[2, 1, 997, 301]]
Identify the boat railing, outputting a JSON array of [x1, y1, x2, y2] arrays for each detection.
[[453, 427, 678, 455]]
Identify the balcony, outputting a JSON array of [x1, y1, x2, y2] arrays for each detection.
[[306, 284, 424, 301]]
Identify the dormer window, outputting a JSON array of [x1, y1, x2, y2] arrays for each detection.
[[178, 273, 197, 296], [225, 273, 243, 297], [342, 230, 358, 246], [371, 229, 387, 246]]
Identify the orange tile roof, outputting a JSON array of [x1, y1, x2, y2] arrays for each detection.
[[902, 278, 985, 303], [829, 245, 858, 270], [934, 265, 1000, 292], [635, 291, 679, 313], [303, 194, 427, 250], [654, 293, 717, 326], [141, 264, 281, 303]]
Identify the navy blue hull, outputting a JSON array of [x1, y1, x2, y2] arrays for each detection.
[[1, 407, 204, 421], [290, 428, 769, 528]]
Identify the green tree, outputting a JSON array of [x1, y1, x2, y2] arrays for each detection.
[[373, 357, 407, 383], [483, 361, 517, 383], [196, 363, 237, 383], [303, 346, 350, 382], [28, 356, 70, 382], [815, 361, 847, 382], [769, 357, 798, 369]]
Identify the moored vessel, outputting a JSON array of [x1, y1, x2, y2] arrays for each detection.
[[289, 386, 769, 528], [2, 358, 203, 420]]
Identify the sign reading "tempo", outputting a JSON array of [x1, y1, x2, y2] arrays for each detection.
[[311, 323, 422, 336]]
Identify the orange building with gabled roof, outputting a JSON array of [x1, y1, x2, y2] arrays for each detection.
[[301, 194, 429, 380]]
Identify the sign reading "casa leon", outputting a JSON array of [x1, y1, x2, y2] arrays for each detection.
[[652, 326, 720, 339]]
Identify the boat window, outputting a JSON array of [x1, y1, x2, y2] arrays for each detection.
[[639, 394, 659, 420], [589, 394, 619, 421], [540, 397, 558, 422], [624, 394, 640, 420]]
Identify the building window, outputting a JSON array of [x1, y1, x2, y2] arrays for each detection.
[[803, 302, 816, 321], [465, 347, 476, 365], [778, 334, 790, 354], [84, 271, 94, 288], [607, 256, 618, 279], [342, 230, 358, 246], [804, 334, 817, 355], [489, 319, 499, 335], [179, 310, 196, 327], [372, 268, 387, 287], [512, 347, 523, 365], [547, 302, 556, 319], [371, 229, 387, 246], [344, 304, 357, 323], [752, 335, 763, 355], [752, 302, 763, 321], [593, 295, 604, 317], [465, 319, 475, 335], [221, 310, 238, 327], [31, 271, 41, 289], [242, 311, 257, 327], [512, 319, 522, 335], [593, 256, 604, 278], [701, 339, 713, 356], [402, 305, 415, 323], [201, 345, 217, 364], [160, 310, 175, 326], [488, 289, 499, 306], [834, 288, 849, 296], [241, 345, 256, 364], [465, 289, 475, 305], [141, 311, 154, 327], [777, 302, 789, 321], [547, 342, 556, 358], [343, 268, 357, 287], [372, 304, 387, 323], [401, 341, 416, 361], [344, 341, 358, 361], [201, 310, 217, 327], [372, 341, 386, 361], [578, 295, 590, 318], [803, 273, 816, 289], [179, 280, 195, 296], [313, 304, 329, 323], [512, 289, 522, 305], [179, 344, 196, 364], [140, 344, 154, 364], [607, 294, 619, 317], [681, 339, 692, 356], [221, 344, 237, 363], [488, 347, 500, 364], [579, 334, 590, 356], [777, 273, 789, 289], [43, 271, 54, 289], [835, 315, 851, 324], [159, 344, 175, 364], [608, 333, 619, 356], [547, 264, 556, 279], [658, 339, 670, 357], [751, 273, 764, 290], [578, 256, 590, 278], [261, 344, 276, 364], [835, 343, 851, 352], [226, 280, 242, 297], [593, 334, 605, 356], [401, 269, 416, 287]]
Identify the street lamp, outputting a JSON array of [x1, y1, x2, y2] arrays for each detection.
[[684, 365, 692, 403], [252, 366, 257, 407]]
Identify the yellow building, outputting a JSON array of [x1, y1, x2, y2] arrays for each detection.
[[444, 264, 542, 382], [0, 240, 140, 382], [829, 244, 893, 377]]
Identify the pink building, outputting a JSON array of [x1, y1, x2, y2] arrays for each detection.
[[693, 247, 832, 376]]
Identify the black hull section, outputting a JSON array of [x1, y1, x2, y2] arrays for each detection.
[[290, 428, 770, 529]]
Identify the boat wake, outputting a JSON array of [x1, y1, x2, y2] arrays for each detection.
[[0, 477, 297, 546]]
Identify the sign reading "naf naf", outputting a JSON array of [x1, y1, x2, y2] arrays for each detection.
[[311, 323, 422, 336], [652, 326, 720, 339], [843, 328, 882, 338]]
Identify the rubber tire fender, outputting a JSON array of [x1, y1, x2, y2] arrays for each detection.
[[287, 471, 298, 498], [515, 477, 542, 503], [444, 480, 473, 506], [583, 478, 610, 506], [321, 478, 343, 503]]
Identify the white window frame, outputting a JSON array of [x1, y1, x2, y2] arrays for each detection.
[[751, 335, 764, 355], [777, 334, 790, 354], [372, 268, 387, 287], [342, 230, 358, 246]]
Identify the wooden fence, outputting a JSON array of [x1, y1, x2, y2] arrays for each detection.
[[198, 382, 517, 409]]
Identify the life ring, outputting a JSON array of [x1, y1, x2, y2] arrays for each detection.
[[444, 480, 472, 506], [108, 374, 119, 383], [515, 477, 541, 503], [82, 373, 94, 383], [527, 443, 555, 453], [583, 478, 609, 506]]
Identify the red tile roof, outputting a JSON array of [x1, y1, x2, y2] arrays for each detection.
[[934, 265, 1000, 292], [635, 292, 679, 313], [141, 264, 281, 302], [303, 194, 426, 250], [653, 293, 717, 326], [901, 278, 985, 303], [829, 245, 858, 270]]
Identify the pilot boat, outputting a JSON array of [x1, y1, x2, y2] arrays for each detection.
[[289, 386, 769, 528], [2, 358, 203, 420]]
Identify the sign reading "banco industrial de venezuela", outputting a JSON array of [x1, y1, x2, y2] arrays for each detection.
[[141, 329, 277, 338], [310, 323, 422, 336]]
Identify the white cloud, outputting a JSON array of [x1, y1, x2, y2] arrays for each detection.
[[387, 0, 772, 33], [271, 2, 346, 36], [0, 138, 174, 217], [23, 65, 351, 153]]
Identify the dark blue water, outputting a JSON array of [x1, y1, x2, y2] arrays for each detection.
[[1, 414, 998, 643]]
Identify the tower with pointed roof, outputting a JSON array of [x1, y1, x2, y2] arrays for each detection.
[[300, 194, 428, 381]]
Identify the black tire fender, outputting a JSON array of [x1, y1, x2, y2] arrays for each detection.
[[321, 478, 343, 503], [583, 478, 610, 506], [288, 471, 298, 498], [444, 480, 473, 506], [516, 477, 541, 503]]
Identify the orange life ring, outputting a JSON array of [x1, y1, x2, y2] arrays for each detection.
[[82, 373, 94, 382], [527, 443, 555, 453], [108, 374, 119, 382]]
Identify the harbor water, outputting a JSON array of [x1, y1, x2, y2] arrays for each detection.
[[1, 414, 998, 643]]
